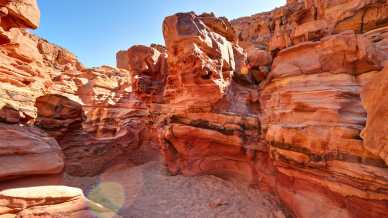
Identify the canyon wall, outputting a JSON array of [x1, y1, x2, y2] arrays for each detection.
[[0, 0, 387, 217], [0, 1, 131, 216], [150, 1, 388, 217], [118, 6, 388, 216], [0, 0, 157, 181]]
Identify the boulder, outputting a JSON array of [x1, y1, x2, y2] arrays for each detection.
[[0, 0, 40, 30], [116, 45, 167, 103], [162, 12, 246, 110], [0, 123, 64, 181], [0, 186, 120, 217]]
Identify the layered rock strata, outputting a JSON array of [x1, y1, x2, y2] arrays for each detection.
[[0, 0, 387, 217], [232, 0, 388, 53], [0, 0, 156, 177], [153, 4, 388, 218], [35, 66, 152, 176], [0, 123, 63, 181], [0, 186, 119, 217], [157, 13, 264, 183], [259, 30, 388, 218]]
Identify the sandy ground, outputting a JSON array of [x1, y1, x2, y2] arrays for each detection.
[[65, 161, 286, 218], [0, 160, 287, 218]]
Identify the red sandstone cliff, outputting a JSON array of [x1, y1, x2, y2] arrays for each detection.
[[117, 6, 388, 216], [0, 0, 387, 217]]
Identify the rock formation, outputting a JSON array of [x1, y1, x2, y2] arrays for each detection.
[[34, 66, 153, 176], [361, 61, 388, 164], [258, 31, 388, 218], [153, 2, 388, 218], [0, 0, 39, 30], [0, 0, 158, 177], [0, 123, 63, 181], [117, 44, 167, 103], [0, 0, 388, 217], [232, 0, 388, 53], [0, 186, 119, 217], [158, 12, 263, 182]]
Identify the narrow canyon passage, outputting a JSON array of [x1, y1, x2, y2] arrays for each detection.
[[67, 161, 287, 218], [1, 160, 287, 218]]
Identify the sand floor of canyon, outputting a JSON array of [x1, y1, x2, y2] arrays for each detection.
[[61, 161, 286, 218]]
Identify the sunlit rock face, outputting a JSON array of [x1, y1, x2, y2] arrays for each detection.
[[360, 62, 388, 166], [0, 186, 120, 217], [154, 2, 388, 218], [34, 66, 153, 176], [0, 29, 149, 176], [0, 0, 67, 183], [162, 12, 245, 110], [261, 31, 381, 155], [117, 44, 168, 103], [0, 28, 83, 121], [225, 1, 388, 216], [116, 44, 170, 166], [232, 0, 388, 53], [259, 30, 388, 218], [1, 0, 388, 217], [0, 123, 64, 181], [158, 12, 265, 183], [0, 0, 40, 30], [0, 1, 154, 177]]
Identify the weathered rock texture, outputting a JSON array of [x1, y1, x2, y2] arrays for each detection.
[[232, 0, 388, 53], [34, 66, 154, 176], [158, 12, 264, 183], [0, 0, 40, 30], [361, 62, 388, 165], [258, 31, 388, 218], [117, 44, 167, 103], [153, 3, 388, 218], [0, 0, 157, 178], [0, 1, 161, 216], [1, 0, 388, 217], [0, 123, 63, 181], [0, 186, 119, 217], [116, 44, 169, 164]]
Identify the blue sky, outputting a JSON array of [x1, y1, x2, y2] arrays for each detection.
[[34, 0, 285, 67]]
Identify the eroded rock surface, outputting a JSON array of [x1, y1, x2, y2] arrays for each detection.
[[0, 186, 119, 217], [0, 123, 63, 181], [156, 3, 388, 218], [259, 31, 388, 218], [1, 0, 388, 217], [232, 0, 388, 53], [158, 12, 265, 184], [0, 0, 157, 177], [162, 12, 245, 108], [0, 0, 40, 30], [0, 29, 152, 176], [118, 45, 167, 103], [361, 62, 388, 166], [35, 66, 153, 176]]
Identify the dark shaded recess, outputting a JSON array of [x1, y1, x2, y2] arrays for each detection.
[[0, 33, 10, 45]]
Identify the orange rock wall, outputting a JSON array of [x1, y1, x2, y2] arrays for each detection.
[[153, 2, 388, 217], [0, 0, 387, 217], [0, 0, 157, 178]]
